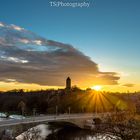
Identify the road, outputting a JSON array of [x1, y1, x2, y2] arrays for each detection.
[[0, 113, 95, 127]]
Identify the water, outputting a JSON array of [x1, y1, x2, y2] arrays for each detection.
[[47, 126, 120, 140], [16, 124, 120, 140]]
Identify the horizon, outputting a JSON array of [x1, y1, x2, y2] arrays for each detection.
[[0, 0, 140, 92]]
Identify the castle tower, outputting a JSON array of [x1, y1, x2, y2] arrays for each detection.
[[66, 77, 71, 90]]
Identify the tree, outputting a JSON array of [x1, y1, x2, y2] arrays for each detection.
[[18, 101, 26, 115]]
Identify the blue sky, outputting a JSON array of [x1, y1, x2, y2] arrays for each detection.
[[0, 0, 140, 91], [1, 0, 139, 63]]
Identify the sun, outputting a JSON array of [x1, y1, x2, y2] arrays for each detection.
[[91, 85, 102, 91]]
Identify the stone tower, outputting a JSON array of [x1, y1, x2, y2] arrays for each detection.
[[66, 77, 71, 90]]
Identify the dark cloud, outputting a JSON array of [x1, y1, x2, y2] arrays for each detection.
[[0, 22, 120, 87], [122, 84, 135, 87]]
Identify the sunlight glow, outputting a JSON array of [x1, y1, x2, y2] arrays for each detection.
[[91, 85, 102, 91]]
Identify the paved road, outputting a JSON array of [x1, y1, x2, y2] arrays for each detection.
[[0, 113, 96, 127]]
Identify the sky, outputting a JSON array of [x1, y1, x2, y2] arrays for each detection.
[[0, 0, 140, 92]]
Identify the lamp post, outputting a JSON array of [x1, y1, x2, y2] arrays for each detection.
[[68, 107, 71, 115], [56, 105, 58, 115], [33, 108, 36, 116]]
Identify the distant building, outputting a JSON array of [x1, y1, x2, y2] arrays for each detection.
[[66, 77, 71, 91]]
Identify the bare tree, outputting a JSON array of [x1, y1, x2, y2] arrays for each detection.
[[18, 101, 26, 116]]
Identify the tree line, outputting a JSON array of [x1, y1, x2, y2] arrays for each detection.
[[0, 88, 139, 116]]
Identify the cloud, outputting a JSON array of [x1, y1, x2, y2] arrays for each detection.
[[0, 56, 28, 63], [0, 22, 4, 27], [4, 78, 17, 82], [0, 22, 120, 87], [10, 24, 24, 31], [122, 83, 135, 87]]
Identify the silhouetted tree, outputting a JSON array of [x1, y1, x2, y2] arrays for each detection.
[[18, 101, 26, 115]]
